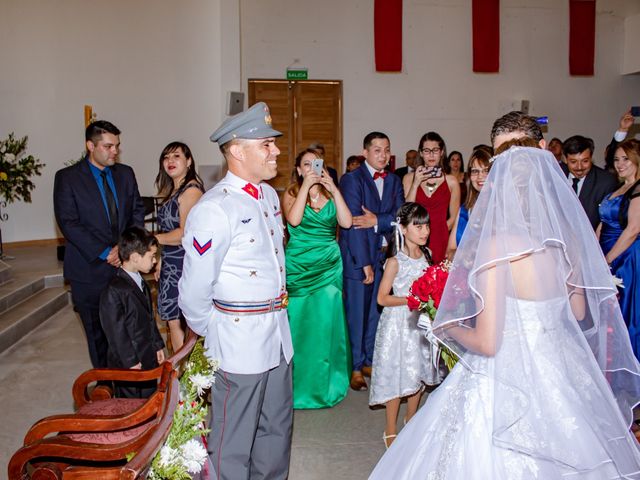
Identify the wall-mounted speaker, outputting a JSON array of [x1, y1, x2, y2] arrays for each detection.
[[228, 91, 245, 116]]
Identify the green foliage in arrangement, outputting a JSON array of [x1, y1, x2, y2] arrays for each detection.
[[0, 133, 45, 204], [146, 339, 218, 480]]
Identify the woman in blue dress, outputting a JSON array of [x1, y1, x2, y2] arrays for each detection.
[[598, 139, 640, 358], [154, 142, 204, 351], [446, 148, 492, 260]]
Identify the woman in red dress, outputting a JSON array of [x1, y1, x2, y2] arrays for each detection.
[[403, 132, 460, 263]]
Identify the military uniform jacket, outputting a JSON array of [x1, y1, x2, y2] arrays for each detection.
[[178, 171, 293, 374]]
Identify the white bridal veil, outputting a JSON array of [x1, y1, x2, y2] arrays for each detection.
[[433, 146, 640, 475]]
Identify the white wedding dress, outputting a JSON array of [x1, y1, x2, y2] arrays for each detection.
[[370, 296, 640, 480], [370, 147, 640, 479]]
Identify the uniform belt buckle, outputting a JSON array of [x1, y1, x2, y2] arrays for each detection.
[[280, 293, 289, 309]]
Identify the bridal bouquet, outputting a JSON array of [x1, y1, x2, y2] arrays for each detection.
[[407, 260, 458, 371], [147, 339, 218, 480]]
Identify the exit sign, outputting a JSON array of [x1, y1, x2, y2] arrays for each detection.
[[287, 68, 308, 80]]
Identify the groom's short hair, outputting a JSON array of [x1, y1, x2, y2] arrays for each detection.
[[490, 111, 543, 146]]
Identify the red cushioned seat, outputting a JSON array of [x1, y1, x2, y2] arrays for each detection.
[[65, 398, 152, 444]]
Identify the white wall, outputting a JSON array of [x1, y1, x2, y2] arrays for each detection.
[[623, 13, 640, 74], [1, 0, 238, 242], [3, 0, 639, 242], [240, 0, 640, 168]]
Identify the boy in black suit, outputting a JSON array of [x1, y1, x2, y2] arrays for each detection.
[[99, 227, 165, 398]]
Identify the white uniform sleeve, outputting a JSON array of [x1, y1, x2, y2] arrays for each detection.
[[178, 199, 231, 336]]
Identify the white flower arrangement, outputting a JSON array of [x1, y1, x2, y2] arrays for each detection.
[[180, 439, 209, 474], [145, 339, 219, 480], [189, 372, 215, 397]]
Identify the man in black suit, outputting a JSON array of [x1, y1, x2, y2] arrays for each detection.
[[54, 120, 145, 368], [394, 149, 420, 180], [561, 135, 619, 230]]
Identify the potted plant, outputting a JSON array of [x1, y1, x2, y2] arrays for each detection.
[[0, 133, 45, 257]]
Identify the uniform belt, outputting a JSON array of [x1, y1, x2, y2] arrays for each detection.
[[213, 293, 289, 316]]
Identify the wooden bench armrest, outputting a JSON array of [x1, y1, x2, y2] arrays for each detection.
[[24, 394, 162, 445], [72, 366, 164, 407]]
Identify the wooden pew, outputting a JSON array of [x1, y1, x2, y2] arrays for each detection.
[[8, 330, 197, 479]]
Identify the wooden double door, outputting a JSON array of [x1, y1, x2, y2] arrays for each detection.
[[248, 79, 343, 192]]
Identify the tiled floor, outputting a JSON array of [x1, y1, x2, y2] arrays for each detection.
[[0, 245, 425, 479]]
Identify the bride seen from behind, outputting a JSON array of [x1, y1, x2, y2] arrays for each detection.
[[370, 141, 640, 480]]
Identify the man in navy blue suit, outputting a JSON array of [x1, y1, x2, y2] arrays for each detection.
[[339, 132, 404, 390], [54, 120, 145, 368]]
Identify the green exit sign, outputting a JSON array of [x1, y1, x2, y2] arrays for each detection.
[[287, 68, 308, 80]]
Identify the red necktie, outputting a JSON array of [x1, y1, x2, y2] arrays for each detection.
[[373, 171, 387, 180]]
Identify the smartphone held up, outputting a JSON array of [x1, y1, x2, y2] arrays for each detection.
[[312, 158, 324, 176]]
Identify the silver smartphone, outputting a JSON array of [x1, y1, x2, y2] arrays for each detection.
[[312, 158, 324, 176]]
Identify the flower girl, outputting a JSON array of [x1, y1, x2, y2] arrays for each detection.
[[369, 202, 442, 449]]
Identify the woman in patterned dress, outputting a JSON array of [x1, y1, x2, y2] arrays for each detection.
[[154, 142, 203, 351]]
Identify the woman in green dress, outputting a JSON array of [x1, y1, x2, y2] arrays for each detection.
[[282, 148, 353, 409]]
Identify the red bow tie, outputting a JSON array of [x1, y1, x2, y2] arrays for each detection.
[[373, 171, 387, 180]]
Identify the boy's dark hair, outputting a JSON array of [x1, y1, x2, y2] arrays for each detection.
[[490, 111, 543, 145], [118, 227, 158, 262], [562, 135, 594, 156], [363, 131, 389, 149], [85, 120, 121, 144]]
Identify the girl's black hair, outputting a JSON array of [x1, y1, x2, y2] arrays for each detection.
[[387, 202, 432, 263]]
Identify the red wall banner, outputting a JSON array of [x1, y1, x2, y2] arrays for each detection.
[[569, 0, 596, 76], [374, 0, 403, 72], [472, 0, 500, 73]]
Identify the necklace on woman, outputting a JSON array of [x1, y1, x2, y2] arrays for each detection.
[[310, 192, 320, 203], [425, 182, 437, 195]]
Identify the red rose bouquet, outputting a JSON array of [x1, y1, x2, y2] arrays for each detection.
[[407, 260, 458, 371]]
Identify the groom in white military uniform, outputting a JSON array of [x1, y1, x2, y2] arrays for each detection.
[[178, 102, 293, 479]]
